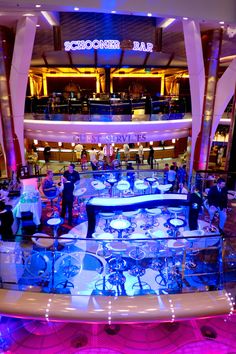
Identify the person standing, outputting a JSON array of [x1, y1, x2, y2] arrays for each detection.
[[148, 145, 154, 169], [0, 201, 14, 241], [43, 142, 51, 166], [188, 186, 203, 230], [207, 177, 228, 234], [138, 143, 144, 164], [89, 147, 98, 170], [74, 143, 83, 164], [61, 164, 80, 225], [123, 143, 130, 162]]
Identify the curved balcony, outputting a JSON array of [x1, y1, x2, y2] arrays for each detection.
[[0, 169, 235, 323]]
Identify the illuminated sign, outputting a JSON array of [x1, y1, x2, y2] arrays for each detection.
[[64, 39, 153, 52], [74, 133, 147, 144]]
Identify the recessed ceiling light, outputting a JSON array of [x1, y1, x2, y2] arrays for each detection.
[[147, 13, 152, 17], [219, 21, 224, 25], [111, 10, 116, 14], [183, 17, 188, 20], [36, 24, 40, 27], [35, 4, 41, 8], [23, 13, 34, 17], [74, 7, 79, 11]]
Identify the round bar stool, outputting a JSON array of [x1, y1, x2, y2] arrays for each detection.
[[166, 217, 186, 238], [145, 177, 157, 194], [110, 218, 131, 238], [156, 184, 172, 194], [134, 179, 148, 195], [32, 233, 54, 249], [106, 177, 118, 197], [122, 209, 141, 233], [128, 233, 147, 260], [58, 233, 77, 252], [98, 212, 116, 232], [73, 187, 87, 219], [167, 207, 184, 218], [91, 180, 107, 196], [107, 241, 127, 296], [143, 207, 162, 230], [116, 180, 130, 197], [182, 229, 204, 269], [92, 232, 114, 258], [55, 253, 82, 290]]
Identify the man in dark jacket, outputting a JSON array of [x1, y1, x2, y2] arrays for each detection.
[[61, 164, 80, 225], [208, 177, 228, 234], [0, 201, 14, 241]]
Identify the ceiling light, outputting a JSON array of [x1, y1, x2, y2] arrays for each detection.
[[36, 24, 40, 27], [23, 13, 35, 17], [111, 10, 116, 14], [219, 21, 224, 24], [147, 13, 152, 17], [35, 4, 41, 8], [41, 11, 59, 26], [183, 17, 188, 20], [74, 7, 79, 11], [159, 18, 175, 29]]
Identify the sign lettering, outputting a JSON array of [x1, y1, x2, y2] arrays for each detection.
[[64, 39, 153, 52]]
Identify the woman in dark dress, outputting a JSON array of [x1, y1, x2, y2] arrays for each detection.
[[188, 186, 203, 231]]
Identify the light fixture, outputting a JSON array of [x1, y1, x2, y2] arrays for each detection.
[[172, 139, 176, 143], [112, 143, 115, 147], [71, 142, 75, 147], [98, 143, 102, 147], [36, 24, 40, 27], [33, 139, 38, 145], [219, 21, 224, 25], [111, 10, 116, 14], [41, 11, 59, 26], [58, 142, 62, 147], [147, 13, 152, 17], [183, 17, 188, 20], [150, 141, 153, 145], [74, 7, 79, 11], [35, 4, 41, 8], [159, 18, 175, 29]]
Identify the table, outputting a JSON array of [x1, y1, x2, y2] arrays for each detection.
[[15, 194, 42, 225], [116, 180, 130, 192], [91, 180, 106, 192]]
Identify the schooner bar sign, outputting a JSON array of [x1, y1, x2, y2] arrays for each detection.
[[64, 39, 153, 52]]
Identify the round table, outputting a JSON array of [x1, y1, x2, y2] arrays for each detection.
[[91, 180, 106, 192], [167, 239, 188, 249], [73, 187, 87, 197], [110, 218, 131, 238]]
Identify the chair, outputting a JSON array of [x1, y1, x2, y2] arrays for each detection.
[[39, 185, 60, 218], [20, 211, 36, 234]]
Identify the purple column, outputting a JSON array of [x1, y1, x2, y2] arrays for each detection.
[[0, 26, 22, 176]]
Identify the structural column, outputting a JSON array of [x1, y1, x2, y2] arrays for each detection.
[[9, 16, 37, 167], [193, 29, 223, 170], [0, 26, 22, 176]]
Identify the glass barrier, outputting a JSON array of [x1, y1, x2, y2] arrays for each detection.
[[0, 233, 224, 296]]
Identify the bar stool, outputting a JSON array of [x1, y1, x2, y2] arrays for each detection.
[[128, 233, 147, 260], [110, 217, 131, 238], [92, 232, 114, 258], [58, 233, 77, 252], [145, 177, 157, 194], [134, 179, 148, 195], [107, 241, 127, 296], [141, 207, 162, 231], [116, 180, 130, 197], [73, 187, 87, 220], [31, 233, 54, 250], [98, 212, 116, 232], [122, 209, 141, 233], [55, 253, 82, 291]]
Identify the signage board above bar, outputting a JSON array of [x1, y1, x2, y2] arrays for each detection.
[[64, 39, 153, 52], [74, 133, 147, 144]]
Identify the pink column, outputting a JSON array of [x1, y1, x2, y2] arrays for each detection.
[[183, 20, 205, 176], [9, 16, 38, 164]]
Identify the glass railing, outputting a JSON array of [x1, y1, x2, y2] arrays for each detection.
[[0, 233, 224, 297]]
